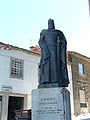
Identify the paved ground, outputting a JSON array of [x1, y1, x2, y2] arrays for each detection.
[[73, 114, 90, 120]]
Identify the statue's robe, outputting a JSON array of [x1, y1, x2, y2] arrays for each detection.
[[39, 29, 69, 87]]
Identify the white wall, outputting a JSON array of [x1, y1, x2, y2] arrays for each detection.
[[0, 48, 40, 109], [67, 63, 74, 117]]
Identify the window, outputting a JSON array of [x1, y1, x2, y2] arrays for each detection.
[[78, 63, 84, 75], [79, 86, 87, 108], [10, 57, 24, 79]]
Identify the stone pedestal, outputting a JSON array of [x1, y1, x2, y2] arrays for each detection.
[[32, 87, 71, 120]]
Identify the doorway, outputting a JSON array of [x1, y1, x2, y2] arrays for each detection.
[[8, 96, 24, 120]]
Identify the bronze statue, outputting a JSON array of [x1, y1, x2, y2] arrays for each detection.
[[38, 19, 69, 88]]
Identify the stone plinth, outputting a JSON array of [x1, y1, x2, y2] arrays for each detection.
[[32, 87, 71, 120]]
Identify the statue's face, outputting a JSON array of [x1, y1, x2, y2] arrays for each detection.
[[48, 19, 55, 29]]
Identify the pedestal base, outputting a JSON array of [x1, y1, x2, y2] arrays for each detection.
[[32, 87, 71, 120], [38, 82, 68, 88]]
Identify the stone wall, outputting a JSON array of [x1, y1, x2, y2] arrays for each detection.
[[70, 52, 90, 115]]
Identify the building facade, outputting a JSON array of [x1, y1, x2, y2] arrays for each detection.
[[68, 51, 90, 116], [0, 42, 40, 120]]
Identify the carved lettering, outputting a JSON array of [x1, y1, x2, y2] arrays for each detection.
[[35, 97, 62, 115]]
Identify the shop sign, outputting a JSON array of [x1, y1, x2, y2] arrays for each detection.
[[1, 85, 12, 92]]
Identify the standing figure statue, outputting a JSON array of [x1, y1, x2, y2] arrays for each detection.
[[38, 19, 69, 88]]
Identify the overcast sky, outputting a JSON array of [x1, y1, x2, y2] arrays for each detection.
[[0, 0, 90, 57]]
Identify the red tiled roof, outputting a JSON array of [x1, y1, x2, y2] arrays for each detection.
[[30, 45, 41, 52], [0, 44, 11, 50], [30, 45, 72, 61]]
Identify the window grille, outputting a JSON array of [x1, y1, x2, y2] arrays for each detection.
[[10, 57, 24, 79]]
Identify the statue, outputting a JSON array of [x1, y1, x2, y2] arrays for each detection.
[[38, 19, 69, 88]]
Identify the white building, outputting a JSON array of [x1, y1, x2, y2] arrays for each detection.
[[0, 42, 40, 120], [0, 42, 74, 120]]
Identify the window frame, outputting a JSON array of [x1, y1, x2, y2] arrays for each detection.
[[10, 57, 24, 79], [79, 86, 87, 108], [78, 63, 84, 76]]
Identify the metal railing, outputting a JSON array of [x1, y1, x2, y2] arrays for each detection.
[[15, 109, 31, 120]]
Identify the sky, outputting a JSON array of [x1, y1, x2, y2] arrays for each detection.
[[0, 0, 90, 57]]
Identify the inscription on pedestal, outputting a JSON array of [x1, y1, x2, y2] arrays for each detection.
[[35, 97, 62, 115], [32, 88, 67, 120]]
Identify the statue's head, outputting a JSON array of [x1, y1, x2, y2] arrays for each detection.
[[48, 19, 55, 29]]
